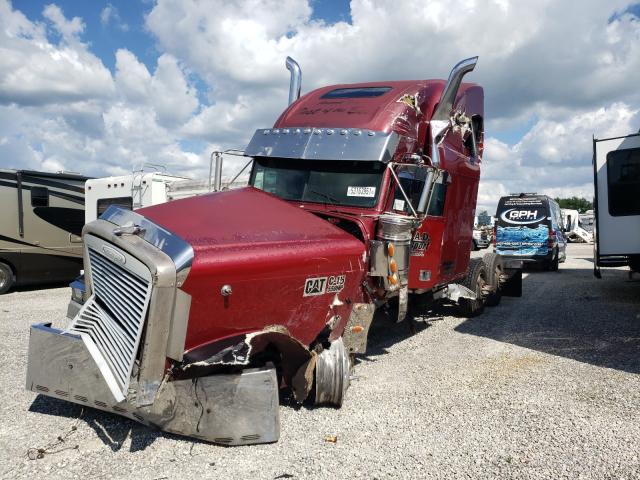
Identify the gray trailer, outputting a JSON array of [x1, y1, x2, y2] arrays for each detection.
[[0, 169, 89, 293], [592, 132, 640, 276]]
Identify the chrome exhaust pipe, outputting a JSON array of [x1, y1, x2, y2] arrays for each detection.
[[286, 56, 302, 105], [432, 56, 478, 122], [430, 56, 478, 168]]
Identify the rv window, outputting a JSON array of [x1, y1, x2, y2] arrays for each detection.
[[30, 187, 49, 207], [97, 197, 133, 217], [607, 147, 640, 216]]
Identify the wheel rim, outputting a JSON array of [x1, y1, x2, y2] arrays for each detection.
[[0, 269, 8, 290], [476, 272, 487, 306]]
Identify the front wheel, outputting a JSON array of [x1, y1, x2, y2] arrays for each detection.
[[458, 258, 487, 317], [0, 262, 15, 295]]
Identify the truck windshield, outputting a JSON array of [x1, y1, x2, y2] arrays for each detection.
[[249, 157, 385, 208]]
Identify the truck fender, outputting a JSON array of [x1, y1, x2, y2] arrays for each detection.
[[177, 327, 314, 399]]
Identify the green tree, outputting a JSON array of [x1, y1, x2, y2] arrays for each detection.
[[553, 197, 593, 213]]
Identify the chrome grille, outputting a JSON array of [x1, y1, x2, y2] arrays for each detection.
[[67, 242, 152, 402]]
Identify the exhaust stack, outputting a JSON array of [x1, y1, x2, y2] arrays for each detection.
[[430, 56, 478, 168], [432, 56, 478, 122], [286, 56, 302, 105]]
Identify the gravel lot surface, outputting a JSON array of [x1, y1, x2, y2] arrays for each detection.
[[1, 244, 639, 479]]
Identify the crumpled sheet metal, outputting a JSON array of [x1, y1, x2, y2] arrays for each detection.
[[26, 323, 280, 445], [178, 326, 315, 400]]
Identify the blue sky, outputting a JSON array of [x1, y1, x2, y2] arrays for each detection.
[[15, 0, 353, 72], [1, 0, 639, 211], [11, 0, 528, 144]]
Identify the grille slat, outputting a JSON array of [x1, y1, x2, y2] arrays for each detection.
[[67, 245, 152, 399], [91, 278, 142, 334], [74, 310, 130, 380], [89, 252, 148, 295]]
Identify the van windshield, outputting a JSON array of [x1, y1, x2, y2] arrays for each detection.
[[249, 157, 385, 208]]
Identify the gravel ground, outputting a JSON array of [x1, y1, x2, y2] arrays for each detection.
[[1, 243, 639, 479]]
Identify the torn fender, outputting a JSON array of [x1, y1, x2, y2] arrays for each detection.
[[178, 326, 316, 401]]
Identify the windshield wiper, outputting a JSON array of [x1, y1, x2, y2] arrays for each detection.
[[307, 189, 339, 204]]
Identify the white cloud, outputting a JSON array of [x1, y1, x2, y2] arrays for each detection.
[[0, 1, 114, 106], [477, 103, 640, 213], [0, 0, 639, 213], [100, 4, 129, 32]]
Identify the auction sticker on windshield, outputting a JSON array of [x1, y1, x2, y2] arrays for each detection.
[[347, 186, 376, 197]]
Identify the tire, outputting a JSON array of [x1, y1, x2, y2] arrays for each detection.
[[471, 239, 478, 251], [0, 262, 15, 295], [458, 258, 487, 317], [482, 252, 503, 306], [545, 249, 559, 271]]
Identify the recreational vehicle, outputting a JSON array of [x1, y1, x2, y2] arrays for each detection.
[[593, 132, 640, 277], [0, 170, 88, 293], [561, 208, 593, 243]]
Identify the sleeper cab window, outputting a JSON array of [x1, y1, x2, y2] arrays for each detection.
[[30, 186, 49, 207]]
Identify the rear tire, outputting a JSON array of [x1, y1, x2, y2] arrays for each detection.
[[0, 262, 15, 295], [482, 252, 503, 306], [458, 258, 487, 317], [545, 249, 559, 271]]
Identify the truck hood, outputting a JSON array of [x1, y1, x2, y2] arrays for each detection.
[[137, 187, 365, 259], [137, 187, 368, 350]]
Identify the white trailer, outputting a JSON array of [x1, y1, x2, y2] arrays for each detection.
[[592, 132, 640, 277], [561, 208, 593, 243]]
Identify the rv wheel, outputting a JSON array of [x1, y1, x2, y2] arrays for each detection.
[[458, 258, 487, 317], [0, 262, 14, 295]]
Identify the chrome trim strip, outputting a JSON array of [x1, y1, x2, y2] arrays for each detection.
[[99, 206, 194, 274], [245, 127, 400, 162]]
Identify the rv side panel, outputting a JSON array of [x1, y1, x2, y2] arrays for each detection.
[[594, 134, 640, 258]]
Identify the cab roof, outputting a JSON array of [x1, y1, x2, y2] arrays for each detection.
[[274, 80, 483, 136]]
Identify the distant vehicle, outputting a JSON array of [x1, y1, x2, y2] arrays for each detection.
[[0, 169, 89, 293], [592, 132, 640, 277], [579, 210, 594, 234], [472, 228, 490, 250], [561, 208, 593, 243], [85, 163, 249, 223], [494, 193, 567, 270], [68, 166, 249, 317], [85, 171, 189, 223]]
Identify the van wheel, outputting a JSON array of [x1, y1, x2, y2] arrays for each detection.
[[458, 258, 487, 317], [545, 249, 559, 271], [482, 252, 503, 306], [0, 262, 15, 295]]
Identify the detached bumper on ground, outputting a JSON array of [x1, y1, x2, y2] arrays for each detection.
[[25, 323, 280, 445]]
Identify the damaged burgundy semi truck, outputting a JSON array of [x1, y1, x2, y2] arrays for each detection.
[[26, 56, 522, 445]]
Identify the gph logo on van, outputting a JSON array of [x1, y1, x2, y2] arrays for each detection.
[[500, 208, 545, 225]]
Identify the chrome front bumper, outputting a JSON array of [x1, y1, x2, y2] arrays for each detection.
[[26, 323, 280, 445]]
